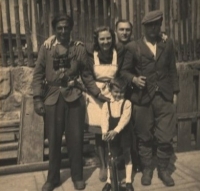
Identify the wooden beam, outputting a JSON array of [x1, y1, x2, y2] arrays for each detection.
[[103, 0, 108, 26], [14, 0, 24, 66], [193, 0, 197, 60], [5, 0, 15, 66], [125, 0, 129, 20], [177, 0, 182, 62], [94, 0, 99, 28]]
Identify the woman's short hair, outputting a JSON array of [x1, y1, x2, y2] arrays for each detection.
[[110, 77, 128, 91], [51, 13, 74, 30], [93, 26, 116, 51]]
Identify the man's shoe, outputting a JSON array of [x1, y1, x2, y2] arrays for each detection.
[[141, 168, 153, 186], [42, 182, 60, 191], [99, 168, 107, 182], [126, 183, 134, 191], [102, 183, 111, 191], [158, 170, 175, 187], [73, 180, 85, 190]]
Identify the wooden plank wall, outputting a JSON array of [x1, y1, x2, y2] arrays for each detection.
[[0, 0, 200, 67]]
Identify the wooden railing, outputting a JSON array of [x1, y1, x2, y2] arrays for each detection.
[[0, 0, 200, 67]]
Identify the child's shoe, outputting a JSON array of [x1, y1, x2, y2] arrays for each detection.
[[126, 183, 134, 191], [102, 183, 111, 191]]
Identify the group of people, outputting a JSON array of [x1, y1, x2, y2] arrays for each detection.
[[32, 9, 179, 191]]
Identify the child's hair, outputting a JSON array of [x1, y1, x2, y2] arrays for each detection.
[[109, 77, 128, 92]]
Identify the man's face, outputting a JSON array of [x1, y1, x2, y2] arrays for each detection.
[[116, 22, 132, 43], [55, 20, 72, 43], [144, 20, 162, 39]]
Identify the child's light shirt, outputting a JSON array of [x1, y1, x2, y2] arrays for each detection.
[[101, 98, 132, 134]]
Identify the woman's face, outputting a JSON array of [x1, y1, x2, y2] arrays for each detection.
[[98, 30, 112, 51]]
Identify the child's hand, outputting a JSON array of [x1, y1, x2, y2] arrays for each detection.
[[102, 133, 108, 141], [105, 130, 118, 141]]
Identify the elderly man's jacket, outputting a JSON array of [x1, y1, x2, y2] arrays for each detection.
[[120, 37, 179, 105], [32, 42, 95, 105]]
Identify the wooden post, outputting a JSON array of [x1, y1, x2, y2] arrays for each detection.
[[80, 0, 85, 41], [182, 0, 187, 61], [94, 0, 99, 28], [125, 0, 129, 20], [42, 0, 49, 40], [49, 0, 54, 36], [164, 0, 170, 36], [193, 0, 197, 60], [5, 0, 15, 66], [87, 0, 92, 42], [148, 0, 153, 11], [22, 0, 34, 67], [133, 0, 137, 40], [59, 0, 64, 12], [103, 0, 108, 26], [65, 0, 71, 16], [196, 71, 200, 149], [137, 0, 141, 39], [17, 96, 44, 164], [0, 3, 7, 67], [14, 0, 24, 66], [171, 0, 175, 41], [177, 0, 182, 62], [154, 0, 160, 9], [116, 0, 122, 20], [110, 0, 115, 29], [176, 64, 194, 152], [72, 0, 78, 39], [187, 0, 193, 61]]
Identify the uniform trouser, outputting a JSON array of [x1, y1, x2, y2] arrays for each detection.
[[133, 93, 177, 162], [44, 94, 85, 184]]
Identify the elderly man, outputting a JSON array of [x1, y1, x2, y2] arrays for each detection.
[[32, 13, 94, 191], [121, 10, 179, 187]]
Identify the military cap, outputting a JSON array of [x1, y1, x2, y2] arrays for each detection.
[[142, 10, 163, 25]]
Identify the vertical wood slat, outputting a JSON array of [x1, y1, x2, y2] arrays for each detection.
[[49, 0, 54, 35], [80, 0, 85, 41], [187, 0, 193, 61], [72, 0, 78, 39], [87, 0, 92, 41], [59, 0, 64, 12], [33, 0, 41, 50], [0, 3, 7, 66], [65, 0, 71, 16], [182, 0, 187, 61], [148, 0, 153, 11], [125, 0, 129, 20], [154, 0, 160, 9], [193, 0, 197, 60], [103, 0, 108, 26], [196, 71, 200, 149], [164, 0, 170, 36], [140, 0, 145, 37], [137, 0, 141, 39], [14, 0, 24, 66], [171, 0, 175, 41], [116, 0, 122, 20], [5, 0, 15, 66], [110, 0, 115, 29], [22, 0, 34, 67], [94, 0, 99, 28], [177, 0, 182, 62], [42, 0, 49, 40], [133, 0, 137, 40]]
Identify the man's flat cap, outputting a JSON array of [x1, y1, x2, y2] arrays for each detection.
[[142, 10, 163, 24]]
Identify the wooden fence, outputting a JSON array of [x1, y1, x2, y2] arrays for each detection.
[[0, 0, 200, 67]]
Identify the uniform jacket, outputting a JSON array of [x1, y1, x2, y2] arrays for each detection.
[[120, 37, 180, 105], [83, 43, 125, 97], [32, 42, 94, 105]]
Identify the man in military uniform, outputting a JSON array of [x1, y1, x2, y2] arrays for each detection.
[[32, 13, 93, 191], [121, 10, 179, 187]]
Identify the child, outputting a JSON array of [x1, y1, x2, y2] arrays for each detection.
[[101, 77, 134, 191]]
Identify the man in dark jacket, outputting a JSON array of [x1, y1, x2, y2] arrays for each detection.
[[32, 13, 94, 191], [120, 10, 179, 187]]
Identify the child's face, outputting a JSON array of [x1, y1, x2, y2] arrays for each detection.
[[111, 85, 125, 101]]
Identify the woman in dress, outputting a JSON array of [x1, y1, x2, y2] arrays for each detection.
[[84, 26, 124, 182]]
